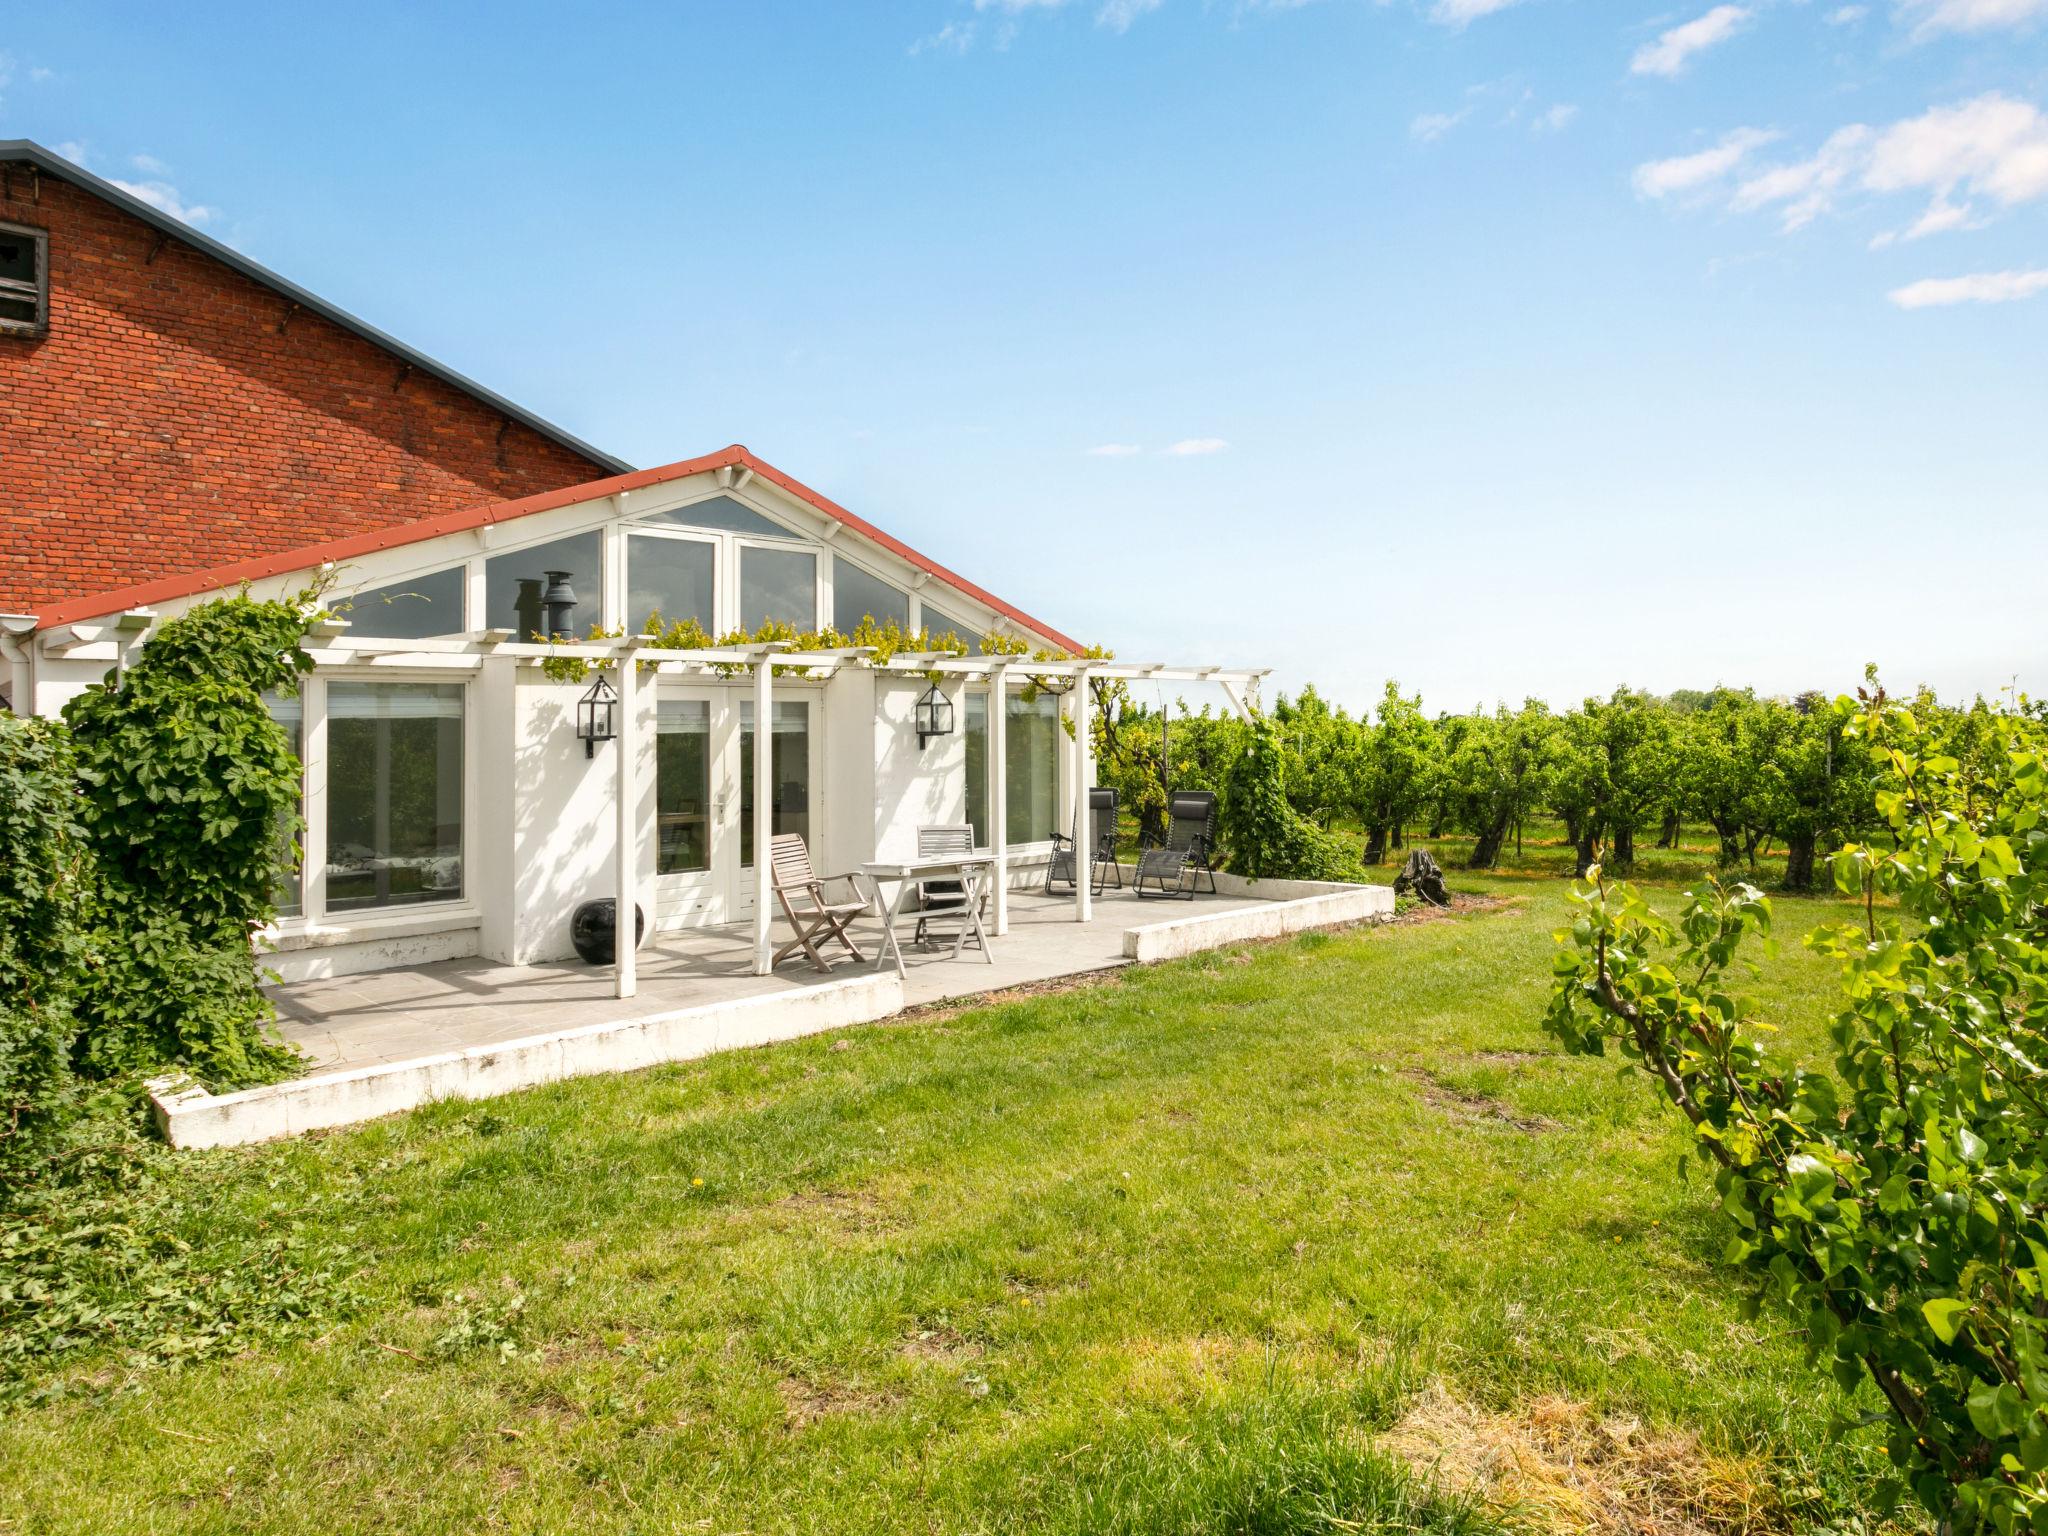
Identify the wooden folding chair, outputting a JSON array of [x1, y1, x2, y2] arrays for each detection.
[[769, 833, 871, 972]]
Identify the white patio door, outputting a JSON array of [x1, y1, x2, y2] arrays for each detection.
[[733, 693, 821, 921], [653, 686, 820, 927]]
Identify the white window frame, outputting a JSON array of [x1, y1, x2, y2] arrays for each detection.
[[732, 537, 823, 632], [269, 669, 481, 940], [828, 548, 911, 635], [621, 525, 722, 635]]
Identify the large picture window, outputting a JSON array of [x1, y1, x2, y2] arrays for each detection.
[[342, 567, 465, 639], [740, 546, 817, 631], [325, 682, 465, 912], [628, 534, 716, 634], [833, 559, 907, 634], [485, 532, 602, 640], [1006, 691, 1059, 846]]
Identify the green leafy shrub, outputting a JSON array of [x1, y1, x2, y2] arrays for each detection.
[[63, 593, 313, 1087], [1221, 717, 1363, 882], [1545, 683, 2048, 1532], [0, 717, 91, 1159]]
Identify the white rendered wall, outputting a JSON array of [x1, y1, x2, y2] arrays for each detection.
[[871, 675, 968, 862], [499, 669, 660, 965]]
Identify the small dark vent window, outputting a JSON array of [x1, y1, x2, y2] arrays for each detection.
[[0, 222, 49, 336]]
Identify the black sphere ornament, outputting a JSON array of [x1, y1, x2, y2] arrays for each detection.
[[570, 899, 647, 965]]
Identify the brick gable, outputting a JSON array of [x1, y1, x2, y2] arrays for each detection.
[[0, 171, 613, 613]]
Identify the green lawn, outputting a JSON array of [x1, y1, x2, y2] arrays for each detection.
[[0, 862, 1900, 1534]]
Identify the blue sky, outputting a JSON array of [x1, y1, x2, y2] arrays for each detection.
[[4, 0, 2044, 714]]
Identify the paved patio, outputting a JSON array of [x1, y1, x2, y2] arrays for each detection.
[[270, 885, 1277, 1075]]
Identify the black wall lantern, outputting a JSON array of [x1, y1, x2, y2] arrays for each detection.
[[577, 673, 619, 758], [541, 569, 580, 639], [914, 682, 953, 750]]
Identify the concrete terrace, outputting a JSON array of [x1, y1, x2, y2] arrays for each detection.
[[273, 886, 1273, 1075], [151, 876, 1391, 1148]]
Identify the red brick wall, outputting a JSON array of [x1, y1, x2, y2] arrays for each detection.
[[0, 170, 616, 613]]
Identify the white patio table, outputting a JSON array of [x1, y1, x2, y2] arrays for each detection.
[[860, 854, 997, 980]]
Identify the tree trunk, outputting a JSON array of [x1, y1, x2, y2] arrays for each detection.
[[1469, 813, 1511, 869], [1573, 832, 1597, 878], [1391, 823, 1404, 850], [1610, 823, 1636, 872], [1428, 809, 1446, 839], [1783, 830, 1817, 891], [1363, 825, 1388, 866], [1709, 816, 1742, 867], [1655, 810, 1680, 849], [1561, 810, 1582, 849]]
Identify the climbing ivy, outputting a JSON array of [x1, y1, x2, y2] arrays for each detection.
[[63, 592, 315, 1087], [0, 718, 92, 1161]]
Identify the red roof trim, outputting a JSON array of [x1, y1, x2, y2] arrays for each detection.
[[30, 446, 1085, 652]]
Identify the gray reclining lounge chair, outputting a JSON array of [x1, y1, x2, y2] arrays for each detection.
[[1134, 790, 1217, 900], [1047, 787, 1121, 897]]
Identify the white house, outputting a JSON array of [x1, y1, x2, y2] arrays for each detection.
[[4, 444, 1269, 991]]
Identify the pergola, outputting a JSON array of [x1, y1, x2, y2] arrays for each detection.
[[13, 610, 1268, 999]]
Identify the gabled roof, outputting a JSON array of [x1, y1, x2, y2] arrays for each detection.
[[29, 445, 1086, 654], [0, 138, 631, 478]]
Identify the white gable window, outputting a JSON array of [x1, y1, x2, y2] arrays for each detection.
[[921, 604, 983, 653], [0, 222, 48, 337], [325, 682, 465, 913], [740, 546, 816, 630], [342, 567, 465, 639], [639, 495, 800, 541], [486, 532, 602, 639], [832, 559, 906, 634], [628, 533, 716, 634]]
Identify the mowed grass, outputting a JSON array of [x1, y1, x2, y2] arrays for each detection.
[[0, 867, 1895, 1534]]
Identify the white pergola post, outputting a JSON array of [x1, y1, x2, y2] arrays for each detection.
[[1072, 666, 1092, 924], [751, 655, 774, 976], [614, 653, 639, 1000], [989, 663, 1009, 936]]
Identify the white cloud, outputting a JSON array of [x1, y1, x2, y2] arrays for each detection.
[[1887, 268, 2048, 307], [1645, 93, 2048, 236], [1164, 438, 1229, 456], [131, 153, 169, 175], [1631, 5, 1754, 76], [1897, 0, 2048, 36], [1429, 0, 1528, 26], [1086, 443, 1144, 457], [910, 20, 977, 53], [29, 65, 54, 83], [1410, 109, 1469, 142], [1869, 193, 1986, 244], [107, 178, 218, 227], [1825, 2, 1868, 18], [1097, 0, 1162, 28], [1533, 103, 1579, 133], [1632, 127, 1779, 197], [1731, 124, 1872, 228], [1864, 93, 2048, 206]]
